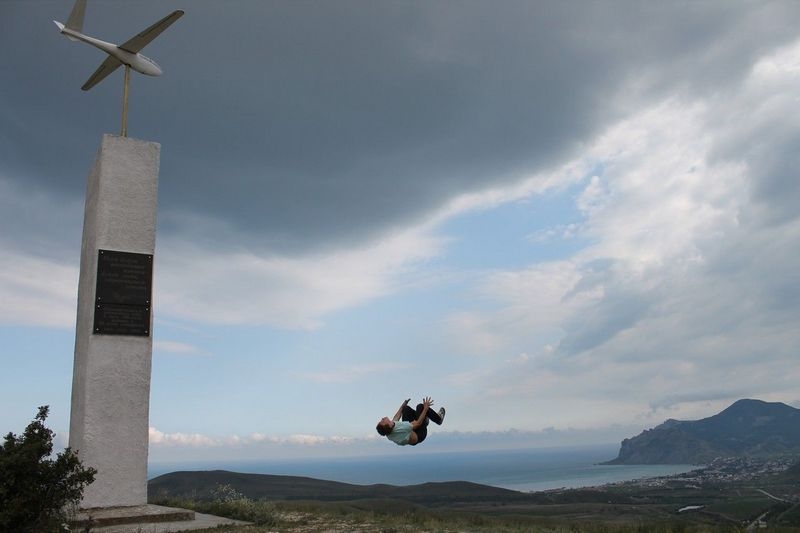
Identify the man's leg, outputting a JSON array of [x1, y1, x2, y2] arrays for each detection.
[[413, 404, 428, 426], [415, 403, 443, 425], [406, 404, 428, 445], [401, 405, 417, 422], [413, 405, 428, 444]]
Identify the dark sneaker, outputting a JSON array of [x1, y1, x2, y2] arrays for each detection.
[[438, 407, 446, 423]]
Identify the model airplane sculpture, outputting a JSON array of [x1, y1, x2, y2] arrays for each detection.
[[54, 0, 183, 135], [54, 0, 183, 90]]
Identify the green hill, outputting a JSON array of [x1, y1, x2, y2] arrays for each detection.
[[149, 470, 537, 504]]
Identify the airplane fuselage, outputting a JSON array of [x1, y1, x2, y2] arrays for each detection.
[[58, 25, 162, 76]]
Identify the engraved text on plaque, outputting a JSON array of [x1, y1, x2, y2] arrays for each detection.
[[93, 249, 152, 336]]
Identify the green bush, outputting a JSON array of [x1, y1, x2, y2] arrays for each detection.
[[194, 483, 277, 526], [0, 406, 96, 532]]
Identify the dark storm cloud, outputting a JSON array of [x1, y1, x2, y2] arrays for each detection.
[[3, 1, 800, 253]]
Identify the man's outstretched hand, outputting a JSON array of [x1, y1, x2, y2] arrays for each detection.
[[423, 396, 434, 408]]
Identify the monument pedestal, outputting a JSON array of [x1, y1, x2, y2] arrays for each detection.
[[72, 505, 194, 530], [70, 134, 159, 508]]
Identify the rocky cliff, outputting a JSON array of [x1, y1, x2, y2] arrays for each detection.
[[605, 399, 800, 464]]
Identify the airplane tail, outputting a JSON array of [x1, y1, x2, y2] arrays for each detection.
[[60, 0, 87, 40]]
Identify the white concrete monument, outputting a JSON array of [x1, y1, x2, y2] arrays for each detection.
[[70, 134, 159, 508]]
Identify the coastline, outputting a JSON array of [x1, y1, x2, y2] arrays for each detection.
[[149, 445, 696, 493]]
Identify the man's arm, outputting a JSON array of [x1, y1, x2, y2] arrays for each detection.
[[392, 398, 410, 421], [411, 397, 433, 429]]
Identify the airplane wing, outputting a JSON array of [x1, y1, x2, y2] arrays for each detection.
[[81, 55, 123, 91], [118, 10, 184, 54]]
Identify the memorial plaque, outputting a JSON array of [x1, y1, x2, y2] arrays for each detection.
[[94, 303, 151, 336], [95, 249, 152, 305], [93, 249, 152, 336]]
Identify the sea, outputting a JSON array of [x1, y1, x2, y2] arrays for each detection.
[[148, 444, 698, 493]]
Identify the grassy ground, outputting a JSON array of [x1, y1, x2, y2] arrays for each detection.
[[152, 498, 776, 532]]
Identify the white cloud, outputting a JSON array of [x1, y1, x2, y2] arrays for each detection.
[[149, 427, 219, 447], [154, 226, 445, 329], [301, 362, 412, 384], [443, 260, 592, 359], [149, 427, 358, 449], [153, 340, 204, 356], [527, 223, 581, 243], [287, 434, 328, 445], [750, 39, 800, 86], [247, 433, 279, 443], [0, 250, 78, 328], [577, 99, 745, 272], [436, 162, 585, 221]]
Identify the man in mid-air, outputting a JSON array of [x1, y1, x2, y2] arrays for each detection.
[[376, 397, 445, 446]]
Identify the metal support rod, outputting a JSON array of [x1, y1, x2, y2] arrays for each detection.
[[121, 65, 131, 137]]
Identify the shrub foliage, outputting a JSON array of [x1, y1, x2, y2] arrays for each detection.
[[0, 406, 96, 532]]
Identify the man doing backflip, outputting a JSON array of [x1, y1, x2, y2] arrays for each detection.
[[376, 397, 445, 446]]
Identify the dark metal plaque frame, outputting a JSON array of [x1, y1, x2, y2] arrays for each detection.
[[93, 249, 153, 336]]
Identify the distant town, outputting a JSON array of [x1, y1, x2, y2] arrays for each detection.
[[605, 455, 798, 494]]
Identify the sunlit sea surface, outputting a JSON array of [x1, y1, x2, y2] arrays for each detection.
[[149, 444, 697, 493]]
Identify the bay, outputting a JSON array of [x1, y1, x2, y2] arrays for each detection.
[[149, 444, 698, 493]]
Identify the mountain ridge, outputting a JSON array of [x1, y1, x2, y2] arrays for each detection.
[[605, 399, 800, 464], [148, 469, 544, 504]]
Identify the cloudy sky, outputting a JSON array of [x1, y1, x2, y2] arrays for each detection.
[[2, 0, 799, 463]]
